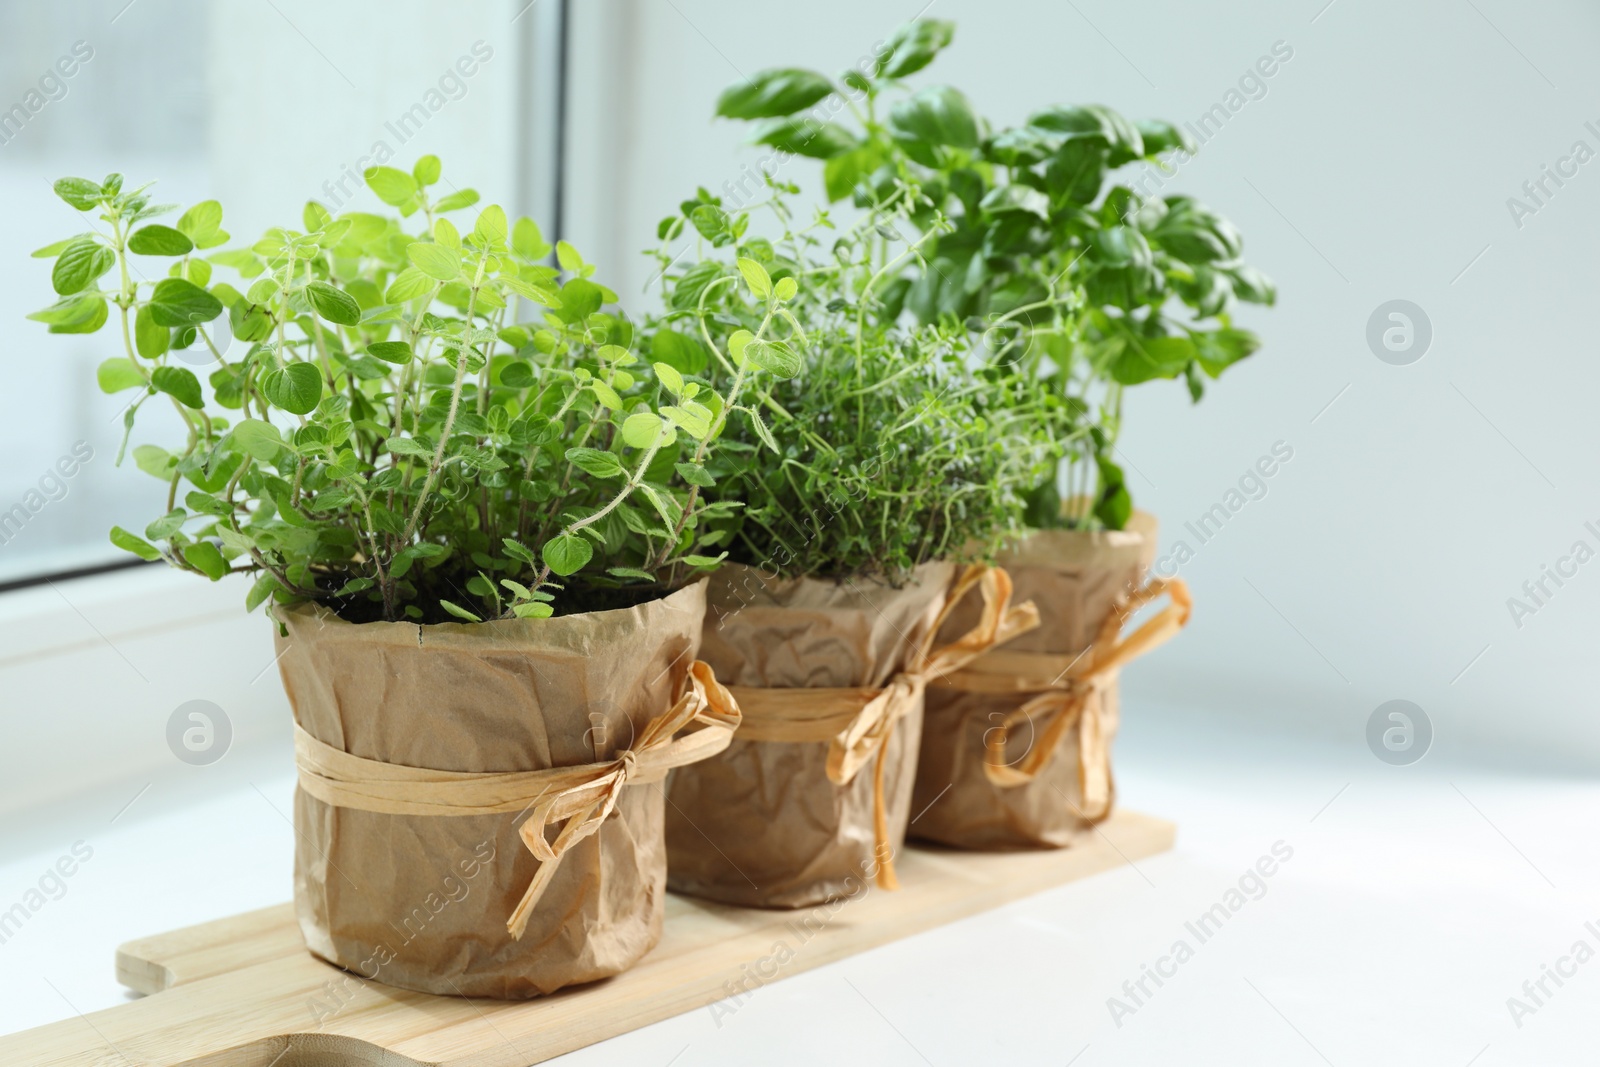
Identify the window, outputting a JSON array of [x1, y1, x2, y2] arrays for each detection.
[[0, 0, 565, 586]]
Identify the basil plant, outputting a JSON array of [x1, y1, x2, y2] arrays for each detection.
[[712, 18, 1276, 529]]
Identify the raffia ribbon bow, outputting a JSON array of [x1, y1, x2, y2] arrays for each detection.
[[293, 660, 741, 939], [731, 565, 1039, 890], [937, 577, 1191, 819]]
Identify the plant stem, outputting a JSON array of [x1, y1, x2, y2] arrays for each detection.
[[402, 258, 486, 544]]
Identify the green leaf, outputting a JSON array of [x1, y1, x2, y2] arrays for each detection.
[[607, 567, 657, 581], [651, 327, 707, 374], [110, 526, 162, 561], [1194, 328, 1262, 377], [497, 272, 559, 306], [653, 362, 684, 397], [306, 281, 361, 326], [1108, 335, 1196, 385], [512, 217, 551, 260], [177, 200, 227, 248], [1046, 138, 1108, 205], [245, 573, 279, 612], [715, 68, 835, 119], [145, 509, 187, 540], [565, 447, 625, 478], [432, 217, 461, 249], [413, 154, 442, 186], [260, 362, 324, 415], [28, 292, 107, 334], [474, 204, 508, 248], [385, 436, 433, 457], [742, 338, 802, 378], [662, 404, 711, 440], [823, 143, 886, 203], [53, 177, 103, 211], [182, 541, 229, 580], [679, 553, 727, 568], [185, 491, 232, 517], [434, 188, 480, 212], [980, 184, 1050, 219], [367, 341, 413, 365], [128, 225, 195, 256], [888, 86, 979, 152], [559, 278, 603, 319], [500, 360, 536, 388], [231, 418, 283, 461], [774, 277, 798, 302], [97, 358, 145, 394], [675, 462, 715, 488], [1031, 104, 1142, 159], [364, 166, 418, 207], [748, 408, 780, 453], [31, 237, 78, 259], [737, 257, 772, 299], [749, 117, 858, 159], [151, 365, 204, 409], [1136, 119, 1197, 157], [622, 411, 666, 449], [636, 483, 680, 527], [1095, 457, 1132, 530], [876, 19, 956, 78], [133, 444, 175, 480], [589, 380, 622, 410], [1226, 265, 1276, 306], [130, 304, 169, 359], [689, 205, 731, 245], [149, 277, 223, 327], [51, 237, 115, 295], [407, 242, 462, 281], [385, 267, 436, 303], [542, 533, 593, 576], [439, 599, 485, 623]]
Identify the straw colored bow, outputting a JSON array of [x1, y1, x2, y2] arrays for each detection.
[[943, 577, 1191, 819], [733, 564, 1038, 889], [293, 660, 741, 940]]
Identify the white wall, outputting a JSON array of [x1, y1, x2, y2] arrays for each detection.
[[563, 0, 1600, 768]]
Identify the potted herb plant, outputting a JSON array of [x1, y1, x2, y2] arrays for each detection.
[[27, 160, 773, 997], [641, 178, 1045, 907], [709, 19, 1273, 848]]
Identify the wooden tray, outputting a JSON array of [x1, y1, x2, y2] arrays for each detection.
[[5, 810, 1173, 1066]]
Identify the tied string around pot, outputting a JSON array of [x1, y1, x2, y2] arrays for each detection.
[[292, 660, 741, 940], [936, 577, 1191, 819], [729, 565, 1039, 890]]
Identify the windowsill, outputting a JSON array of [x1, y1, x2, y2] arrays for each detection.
[[0, 564, 290, 822], [1, 706, 1591, 1061]]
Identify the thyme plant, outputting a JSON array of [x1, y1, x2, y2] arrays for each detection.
[[644, 179, 1056, 584]]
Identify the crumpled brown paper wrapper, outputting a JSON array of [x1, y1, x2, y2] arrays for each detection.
[[664, 562, 954, 908], [911, 515, 1157, 849], [274, 581, 707, 999]]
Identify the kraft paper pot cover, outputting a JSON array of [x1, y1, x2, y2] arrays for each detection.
[[911, 514, 1162, 850], [276, 580, 729, 998], [664, 563, 954, 909]]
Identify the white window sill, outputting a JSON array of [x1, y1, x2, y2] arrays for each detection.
[[0, 564, 290, 823]]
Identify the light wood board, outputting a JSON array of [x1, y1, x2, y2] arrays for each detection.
[[4, 810, 1173, 1066]]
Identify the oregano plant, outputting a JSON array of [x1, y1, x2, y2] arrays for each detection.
[[30, 159, 785, 623], [711, 18, 1276, 530]]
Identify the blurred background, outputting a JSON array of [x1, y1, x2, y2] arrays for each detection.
[[4, 2, 1600, 1061]]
